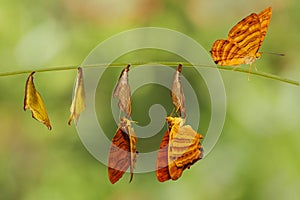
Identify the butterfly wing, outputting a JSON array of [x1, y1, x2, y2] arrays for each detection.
[[228, 13, 262, 56], [119, 118, 137, 183], [167, 118, 183, 181], [128, 125, 137, 183], [173, 125, 203, 167], [108, 128, 131, 184], [168, 124, 203, 180], [258, 7, 272, 48], [210, 39, 249, 66], [156, 117, 182, 182], [211, 8, 271, 66], [156, 130, 172, 182]]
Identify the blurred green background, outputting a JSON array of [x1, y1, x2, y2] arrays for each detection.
[[0, 0, 300, 199]]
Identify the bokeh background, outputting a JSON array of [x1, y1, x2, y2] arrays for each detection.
[[0, 0, 300, 199]]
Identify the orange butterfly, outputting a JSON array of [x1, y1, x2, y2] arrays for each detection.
[[156, 117, 203, 182], [108, 117, 137, 184], [210, 7, 272, 73]]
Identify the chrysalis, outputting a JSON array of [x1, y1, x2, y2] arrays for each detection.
[[68, 67, 86, 125], [113, 64, 131, 118], [171, 64, 186, 117], [24, 72, 52, 130]]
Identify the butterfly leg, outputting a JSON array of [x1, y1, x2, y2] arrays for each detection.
[[171, 107, 180, 117], [176, 107, 181, 118], [170, 107, 175, 116], [254, 62, 258, 71], [180, 106, 187, 119], [248, 64, 253, 81], [232, 65, 240, 71], [118, 109, 122, 121]]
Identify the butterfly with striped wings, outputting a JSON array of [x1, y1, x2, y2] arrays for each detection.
[[108, 117, 137, 184], [210, 7, 272, 71], [156, 117, 203, 182]]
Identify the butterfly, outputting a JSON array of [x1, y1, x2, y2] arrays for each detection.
[[156, 117, 203, 182], [108, 117, 137, 184], [210, 7, 272, 72]]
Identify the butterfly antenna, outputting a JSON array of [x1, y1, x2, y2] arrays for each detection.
[[262, 52, 285, 56], [130, 119, 138, 124]]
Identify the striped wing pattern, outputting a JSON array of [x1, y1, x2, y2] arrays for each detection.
[[156, 130, 172, 182], [211, 39, 250, 66], [156, 117, 203, 182], [168, 125, 203, 180], [108, 118, 137, 184], [258, 7, 272, 47], [108, 128, 130, 184], [210, 7, 272, 66]]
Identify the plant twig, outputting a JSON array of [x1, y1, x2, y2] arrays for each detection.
[[0, 62, 298, 86]]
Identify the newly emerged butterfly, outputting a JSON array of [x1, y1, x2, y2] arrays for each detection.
[[24, 72, 52, 130], [156, 117, 203, 182], [108, 117, 137, 184], [108, 64, 137, 184], [210, 7, 274, 74]]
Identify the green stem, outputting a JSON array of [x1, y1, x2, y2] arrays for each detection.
[[0, 62, 298, 86]]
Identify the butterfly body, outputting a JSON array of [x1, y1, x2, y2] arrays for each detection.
[[210, 7, 272, 67], [244, 54, 260, 65]]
